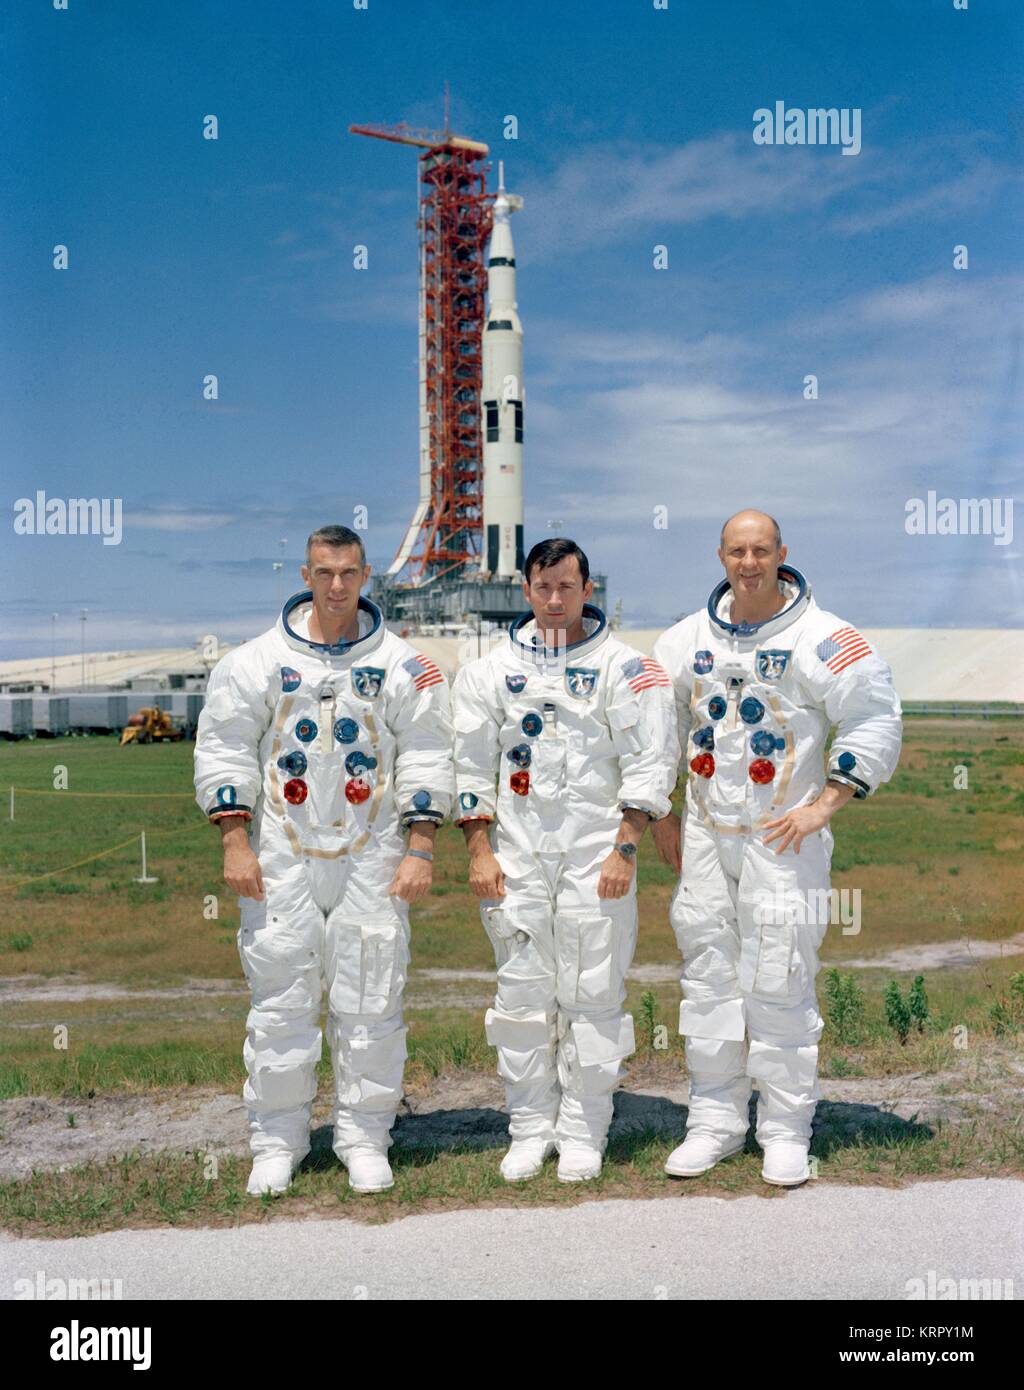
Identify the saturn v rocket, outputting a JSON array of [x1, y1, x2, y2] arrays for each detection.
[[352, 116, 527, 601], [481, 162, 525, 579]]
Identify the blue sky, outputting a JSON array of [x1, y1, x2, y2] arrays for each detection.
[[2, 0, 1021, 659]]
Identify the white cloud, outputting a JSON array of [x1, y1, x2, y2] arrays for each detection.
[[831, 156, 1020, 235], [520, 128, 1018, 259], [520, 271, 1023, 626], [126, 507, 238, 532], [523, 132, 865, 259]]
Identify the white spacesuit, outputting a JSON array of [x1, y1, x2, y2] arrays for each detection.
[[653, 566, 901, 1176], [194, 592, 453, 1188], [453, 604, 678, 1172]]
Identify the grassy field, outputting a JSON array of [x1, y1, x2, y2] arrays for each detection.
[[2, 721, 1022, 964], [0, 721, 1021, 1233], [3, 1099, 1021, 1239]]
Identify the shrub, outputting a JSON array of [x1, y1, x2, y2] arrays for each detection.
[[824, 968, 865, 1045], [885, 980, 912, 1045], [908, 975, 929, 1033]]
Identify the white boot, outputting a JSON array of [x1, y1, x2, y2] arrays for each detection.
[[557, 1142, 603, 1183], [342, 1145, 395, 1194], [664, 1133, 746, 1177], [499, 1138, 555, 1182], [246, 1153, 296, 1196], [761, 1139, 811, 1187]]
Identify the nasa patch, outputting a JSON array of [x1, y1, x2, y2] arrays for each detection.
[[280, 666, 302, 692], [506, 673, 528, 693], [693, 650, 714, 676]]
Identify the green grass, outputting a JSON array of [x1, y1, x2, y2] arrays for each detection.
[[1, 724, 1022, 990], [0, 722, 1021, 1235], [3, 960, 1017, 1098], [2, 1101, 1021, 1239]]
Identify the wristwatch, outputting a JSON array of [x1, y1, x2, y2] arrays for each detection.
[[616, 842, 638, 860]]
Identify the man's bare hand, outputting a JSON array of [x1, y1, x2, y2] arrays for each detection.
[[388, 854, 433, 903], [468, 848, 505, 900], [651, 812, 682, 874], [597, 847, 634, 899], [223, 842, 264, 900], [762, 802, 831, 855]]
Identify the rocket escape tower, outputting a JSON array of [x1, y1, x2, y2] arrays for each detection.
[[350, 115, 494, 590]]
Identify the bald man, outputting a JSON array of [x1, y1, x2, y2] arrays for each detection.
[[651, 512, 901, 1185]]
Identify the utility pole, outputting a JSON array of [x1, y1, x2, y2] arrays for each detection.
[[79, 609, 88, 689]]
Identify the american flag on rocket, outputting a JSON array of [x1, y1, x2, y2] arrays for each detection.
[[815, 626, 872, 674], [402, 654, 445, 691], [621, 656, 671, 693]]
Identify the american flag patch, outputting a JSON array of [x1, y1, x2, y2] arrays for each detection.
[[815, 627, 872, 674], [621, 656, 670, 693], [402, 654, 444, 691]]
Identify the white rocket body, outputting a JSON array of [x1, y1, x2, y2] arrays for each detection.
[[481, 167, 524, 579]]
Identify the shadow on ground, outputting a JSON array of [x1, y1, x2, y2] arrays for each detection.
[[302, 1090, 932, 1173]]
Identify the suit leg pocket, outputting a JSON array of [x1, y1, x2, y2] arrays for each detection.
[[238, 896, 321, 987], [329, 910, 409, 1017], [750, 903, 797, 999], [484, 905, 556, 1012], [556, 910, 619, 1007]]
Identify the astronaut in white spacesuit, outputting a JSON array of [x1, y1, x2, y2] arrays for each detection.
[[652, 510, 901, 1186], [453, 539, 679, 1184], [194, 525, 453, 1197]]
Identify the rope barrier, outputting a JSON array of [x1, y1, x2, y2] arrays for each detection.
[[0, 822, 208, 893], [9, 788, 195, 798]]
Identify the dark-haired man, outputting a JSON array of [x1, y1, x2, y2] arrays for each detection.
[[195, 525, 453, 1197], [453, 539, 678, 1182], [652, 511, 901, 1185]]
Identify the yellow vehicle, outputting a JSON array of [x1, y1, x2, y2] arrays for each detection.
[[119, 706, 185, 746]]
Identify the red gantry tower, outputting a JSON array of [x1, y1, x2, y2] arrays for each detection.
[[350, 111, 493, 590]]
